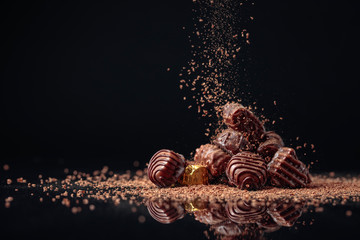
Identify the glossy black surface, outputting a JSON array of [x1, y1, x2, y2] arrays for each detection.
[[1, 169, 359, 240]]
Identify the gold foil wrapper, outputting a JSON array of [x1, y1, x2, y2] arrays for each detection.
[[180, 165, 209, 186]]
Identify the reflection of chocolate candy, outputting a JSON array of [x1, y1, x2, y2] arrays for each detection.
[[222, 103, 265, 143], [194, 202, 227, 225], [225, 200, 267, 224], [147, 199, 185, 224], [257, 213, 282, 233], [214, 128, 253, 155], [211, 220, 242, 236], [179, 164, 209, 185], [267, 201, 305, 227], [257, 131, 284, 162], [212, 222, 263, 240], [225, 152, 267, 190], [194, 144, 231, 177], [268, 147, 311, 188], [148, 149, 186, 187]]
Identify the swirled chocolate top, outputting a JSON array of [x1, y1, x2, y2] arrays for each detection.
[[226, 151, 267, 190], [148, 149, 185, 187]]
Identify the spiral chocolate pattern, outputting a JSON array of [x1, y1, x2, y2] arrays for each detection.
[[225, 200, 267, 224], [213, 128, 253, 156], [267, 147, 311, 188], [257, 131, 284, 163], [267, 201, 305, 227], [147, 199, 185, 224], [222, 103, 265, 143], [148, 149, 186, 187], [194, 144, 231, 177], [225, 152, 267, 190]]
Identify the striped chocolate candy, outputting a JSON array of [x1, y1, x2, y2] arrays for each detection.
[[147, 199, 184, 224], [213, 128, 253, 156], [225, 151, 267, 190], [148, 149, 186, 187], [267, 147, 311, 188], [222, 102, 265, 143]]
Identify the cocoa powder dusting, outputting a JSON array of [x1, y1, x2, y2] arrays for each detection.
[[8, 169, 359, 211]]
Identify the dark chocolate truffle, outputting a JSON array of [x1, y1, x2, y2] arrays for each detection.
[[213, 128, 253, 155], [225, 199, 267, 224], [194, 144, 231, 177], [148, 149, 185, 187], [222, 103, 265, 143], [225, 151, 267, 190], [267, 147, 311, 188], [147, 199, 184, 224], [257, 131, 284, 162]]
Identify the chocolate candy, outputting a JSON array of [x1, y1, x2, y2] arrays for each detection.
[[193, 202, 227, 225], [222, 102, 265, 143], [147, 199, 185, 224], [210, 220, 242, 237], [257, 131, 284, 162], [148, 149, 186, 187], [179, 164, 209, 185], [213, 128, 253, 155], [194, 144, 231, 177], [225, 199, 267, 224], [225, 151, 267, 190], [257, 214, 282, 233], [267, 200, 305, 227], [267, 147, 311, 188], [211, 222, 263, 240]]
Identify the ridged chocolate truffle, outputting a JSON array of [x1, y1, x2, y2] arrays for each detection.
[[147, 199, 184, 224], [257, 131, 284, 162], [267, 147, 311, 188], [194, 144, 231, 177], [222, 103, 265, 143], [225, 151, 267, 190], [267, 200, 305, 227], [148, 149, 185, 187], [225, 199, 267, 224], [213, 128, 253, 155]]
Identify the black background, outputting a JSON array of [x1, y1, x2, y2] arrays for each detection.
[[1, 0, 359, 173]]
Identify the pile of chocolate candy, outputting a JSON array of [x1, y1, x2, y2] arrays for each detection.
[[148, 102, 311, 190]]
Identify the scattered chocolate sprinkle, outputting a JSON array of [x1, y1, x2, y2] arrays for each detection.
[[345, 210, 352, 217], [138, 215, 146, 223], [3, 164, 10, 171]]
